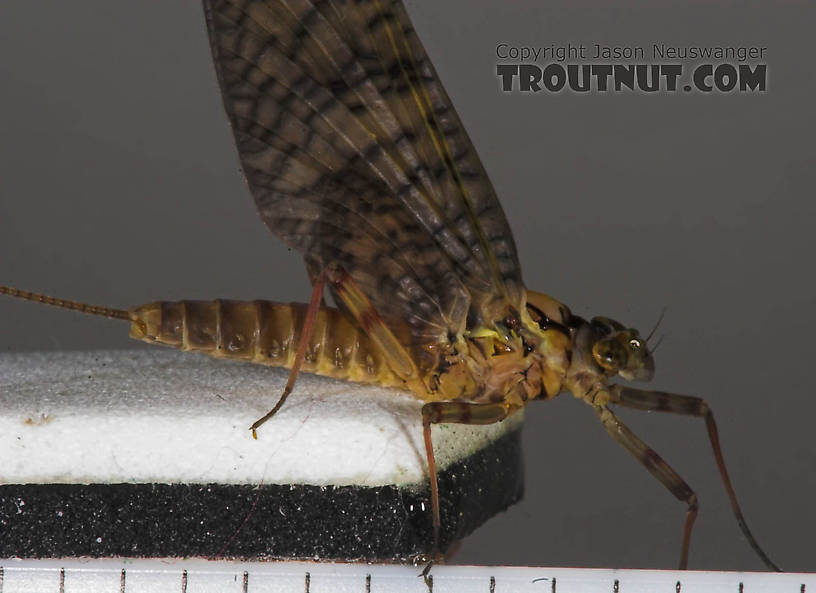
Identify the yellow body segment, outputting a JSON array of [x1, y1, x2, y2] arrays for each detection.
[[128, 300, 407, 390]]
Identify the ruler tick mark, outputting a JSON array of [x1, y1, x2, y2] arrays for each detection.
[[305, 571, 310, 593], [120, 569, 126, 593], [242, 571, 249, 593], [552, 576, 557, 593], [181, 569, 188, 593], [59, 567, 65, 593], [738, 582, 744, 593], [613, 578, 619, 593], [490, 575, 496, 593], [676, 580, 682, 593], [0, 566, 4, 593], [365, 574, 371, 593]]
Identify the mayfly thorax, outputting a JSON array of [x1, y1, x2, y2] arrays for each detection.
[[0, 0, 783, 572]]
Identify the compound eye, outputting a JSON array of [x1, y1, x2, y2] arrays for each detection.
[[629, 338, 642, 351], [592, 338, 627, 374]]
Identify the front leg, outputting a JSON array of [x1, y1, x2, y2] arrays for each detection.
[[594, 405, 699, 569], [609, 385, 781, 571], [421, 401, 519, 555]]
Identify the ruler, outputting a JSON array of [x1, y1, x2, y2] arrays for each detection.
[[0, 559, 811, 593]]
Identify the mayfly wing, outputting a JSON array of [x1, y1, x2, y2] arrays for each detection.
[[203, 0, 526, 364]]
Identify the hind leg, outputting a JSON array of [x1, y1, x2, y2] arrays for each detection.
[[250, 269, 327, 437]]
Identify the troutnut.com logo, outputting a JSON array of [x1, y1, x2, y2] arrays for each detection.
[[496, 43, 768, 93]]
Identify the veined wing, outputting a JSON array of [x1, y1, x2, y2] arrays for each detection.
[[204, 0, 525, 352]]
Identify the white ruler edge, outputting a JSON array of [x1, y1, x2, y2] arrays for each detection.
[[0, 558, 811, 593]]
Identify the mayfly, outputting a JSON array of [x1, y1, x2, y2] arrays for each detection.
[[0, 0, 780, 571]]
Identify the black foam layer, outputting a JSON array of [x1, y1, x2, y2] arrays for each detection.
[[0, 428, 522, 560]]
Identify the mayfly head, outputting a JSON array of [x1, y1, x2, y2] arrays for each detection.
[[589, 316, 654, 382]]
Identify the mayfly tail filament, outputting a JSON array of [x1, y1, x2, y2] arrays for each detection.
[[0, 285, 130, 321]]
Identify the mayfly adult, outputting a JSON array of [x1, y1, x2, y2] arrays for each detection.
[[0, 0, 782, 571]]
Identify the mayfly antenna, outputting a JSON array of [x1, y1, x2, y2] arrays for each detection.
[[646, 307, 667, 343], [0, 285, 130, 321]]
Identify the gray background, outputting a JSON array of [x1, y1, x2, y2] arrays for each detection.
[[0, 0, 813, 572]]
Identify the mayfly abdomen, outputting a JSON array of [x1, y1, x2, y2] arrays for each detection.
[[128, 300, 406, 389]]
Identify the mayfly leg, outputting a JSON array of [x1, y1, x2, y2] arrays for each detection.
[[421, 401, 518, 553], [327, 265, 459, 551], [328, 265, 420, 385], [249, 270, 327, 438], [594, 405, 699, 569], [609, 385, 781, 571]]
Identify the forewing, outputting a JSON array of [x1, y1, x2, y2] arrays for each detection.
[[204, 0, 525, 348]]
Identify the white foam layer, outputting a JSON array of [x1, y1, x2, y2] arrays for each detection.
[[0, 350, 522, 486]]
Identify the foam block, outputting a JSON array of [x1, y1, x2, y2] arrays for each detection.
[[0, 350, 524, 559]]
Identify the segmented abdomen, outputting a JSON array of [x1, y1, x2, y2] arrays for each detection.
[[127, 300, 405, 389]]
